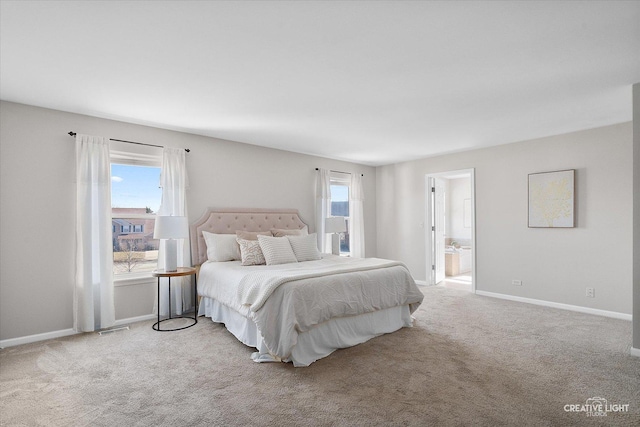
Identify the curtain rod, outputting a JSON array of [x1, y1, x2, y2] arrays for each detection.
[[68, 132, 190, 153], [315, 168, 363, 177]]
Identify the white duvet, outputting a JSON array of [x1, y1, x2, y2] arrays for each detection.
[[198, 255, 424, 360]]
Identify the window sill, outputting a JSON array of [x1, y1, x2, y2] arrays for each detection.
[[114, 274, 155, 287]]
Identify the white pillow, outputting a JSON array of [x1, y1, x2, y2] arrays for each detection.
[[257, 235, 298, 266], [236, 238, 266, 266], [202, 231, 241, 262], [287, 233, 321, 262]]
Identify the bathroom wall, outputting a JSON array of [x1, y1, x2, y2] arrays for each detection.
[[447, 177, 472, 245]]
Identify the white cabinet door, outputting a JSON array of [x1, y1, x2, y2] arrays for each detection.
[[459, 249, 472, 273]]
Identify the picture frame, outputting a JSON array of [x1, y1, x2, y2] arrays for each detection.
[[528, 169, 575, 228]]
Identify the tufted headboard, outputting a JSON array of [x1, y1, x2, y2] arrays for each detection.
[[190, 208, 309, 266]]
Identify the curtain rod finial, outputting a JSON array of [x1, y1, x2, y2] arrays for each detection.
[[68, 131, 76, 137]]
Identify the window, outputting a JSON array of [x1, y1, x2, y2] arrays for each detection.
[[330, 173, 350, 255], [111, 150, 162, 278]]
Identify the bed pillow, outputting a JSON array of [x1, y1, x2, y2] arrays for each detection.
[[202, 231, 241, 262], [287, 233, 321, 262], [271, 226, 308, 237], [257, 235, 298, 266], [236, 238, 266, 266], [236, 230, 272, 241]]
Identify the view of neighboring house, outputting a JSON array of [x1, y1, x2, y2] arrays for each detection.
[[112, 208, 158, 252], [112, 208, 158, 274]]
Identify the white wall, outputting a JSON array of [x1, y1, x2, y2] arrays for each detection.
[[377, 123, 633, 315], [0, 101, 376, 341], [1, 99, 633, 340]]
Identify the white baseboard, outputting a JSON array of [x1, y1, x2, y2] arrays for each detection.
[[114, 314, 156, 326], [0, 328, 77, 348], [415, 280, 428, 286], [0, 314, 156, 348], [475, 290, 632, 321], [631, 347, 640, 358]]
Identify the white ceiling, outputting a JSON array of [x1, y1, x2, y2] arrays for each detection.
[[1, 1, 639, 166]]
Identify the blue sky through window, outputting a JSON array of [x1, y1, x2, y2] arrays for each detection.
[[330, 185, 348, 201], [330, 184, 349, 217], [111, 164, 162, 212]]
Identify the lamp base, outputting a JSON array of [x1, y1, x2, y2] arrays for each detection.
[[164, 239, 178, 272], [331, 234, 340, 256]]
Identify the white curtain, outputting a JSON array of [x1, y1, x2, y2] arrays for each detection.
[[74, 134, 115, 332], [349, 173, 365, 258], [155, 147, 192, 316], [315, 168, 332, 253]]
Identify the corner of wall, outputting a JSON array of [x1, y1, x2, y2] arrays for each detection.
[[632, 83, 640, 349]]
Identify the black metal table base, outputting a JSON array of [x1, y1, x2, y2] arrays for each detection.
[[154, 272, 198, 332], [153, 315, 197, 331]]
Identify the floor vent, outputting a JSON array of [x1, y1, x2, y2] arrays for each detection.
[[98, 326, 130, 336]]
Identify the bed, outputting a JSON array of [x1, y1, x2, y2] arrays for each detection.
[[191, 208, 424, 366]]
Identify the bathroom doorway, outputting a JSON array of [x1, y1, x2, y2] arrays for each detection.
[[425, 169, 476, 292]]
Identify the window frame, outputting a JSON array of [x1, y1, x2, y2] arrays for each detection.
[[110, 142, 163, 285], [329, 172, 351, 256]]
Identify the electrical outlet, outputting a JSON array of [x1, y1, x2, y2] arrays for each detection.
[[586, 287, 595, 298], [512, 280, 522, 286]]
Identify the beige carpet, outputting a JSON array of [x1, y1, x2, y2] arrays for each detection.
[[1, 286, 638, 426]]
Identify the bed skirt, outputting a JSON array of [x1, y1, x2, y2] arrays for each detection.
[[198, 297, 413, 367]]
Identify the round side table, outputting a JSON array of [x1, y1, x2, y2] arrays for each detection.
[[152, 267, 198, 331]]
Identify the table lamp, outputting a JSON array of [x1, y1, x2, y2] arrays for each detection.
[[325, 217, 347, 255], [153, 215, 189, 272]]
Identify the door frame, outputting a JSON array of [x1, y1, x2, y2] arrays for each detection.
[[425, 168, 477, 292], [427, 176, 447, 284]]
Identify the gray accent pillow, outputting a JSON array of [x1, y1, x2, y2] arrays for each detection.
[[257, 235, 298, 265], [271, 226, 308, 237], [236, 230, 272, 241], [287, 233, 321, 262]]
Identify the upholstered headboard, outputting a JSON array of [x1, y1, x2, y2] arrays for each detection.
[[190, 208, 309, 266]]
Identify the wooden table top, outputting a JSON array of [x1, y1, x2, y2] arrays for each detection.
[[151, 267, 197, 277]]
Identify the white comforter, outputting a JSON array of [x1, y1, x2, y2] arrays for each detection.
[[198, 255, 424, 360]]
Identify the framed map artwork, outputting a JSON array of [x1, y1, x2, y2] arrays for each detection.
[[528, 169, 575, 228]]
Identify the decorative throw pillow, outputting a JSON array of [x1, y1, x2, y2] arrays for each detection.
[[271, 226, 309, 237], [257, 235, 298, 266], [287, 233, 321, 262], [202, 231, 241, 262], [236, 238, 266, 266], [236, 230, 272, 241]]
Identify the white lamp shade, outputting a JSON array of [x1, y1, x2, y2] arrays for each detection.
[[325, 217, 347, 233], [153, 216, 189, 240]]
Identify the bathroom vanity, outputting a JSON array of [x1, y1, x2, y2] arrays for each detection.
[[445, 247, 472, 276]]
